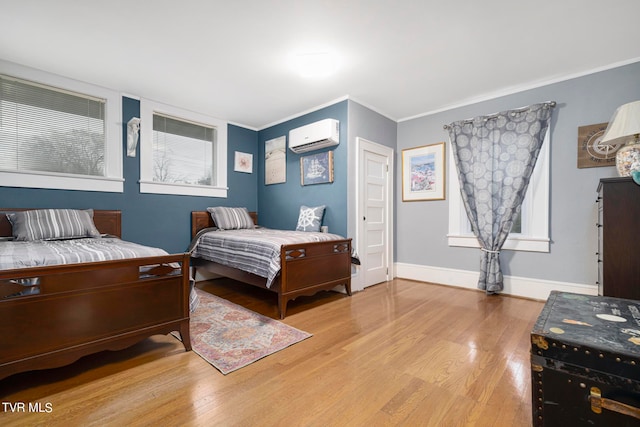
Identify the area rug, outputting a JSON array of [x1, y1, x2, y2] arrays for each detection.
[[174, 288, 312, 374]]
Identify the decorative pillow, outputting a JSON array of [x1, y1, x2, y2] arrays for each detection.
[[206, 207, 254, 230], [7, 209, 101, 241], [296, 205, 325, 232]]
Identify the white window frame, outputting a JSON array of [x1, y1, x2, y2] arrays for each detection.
[[0, 60, 123, 193], [447, 130, 550, 252], [139, 99, 227, 198]]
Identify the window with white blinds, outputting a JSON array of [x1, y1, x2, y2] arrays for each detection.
[[0, 61, 122, 192], [152, 113, 214, 186], [139, 98, 227, 197], [0, 75, 106, 176]]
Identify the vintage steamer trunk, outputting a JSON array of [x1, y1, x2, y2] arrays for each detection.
[[531, 291, 640, 426]]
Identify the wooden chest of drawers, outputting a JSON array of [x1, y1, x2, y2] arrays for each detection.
[[597, 177, 640, 300]]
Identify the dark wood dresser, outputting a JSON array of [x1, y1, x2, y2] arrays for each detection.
[[597, 177, 640, 300]]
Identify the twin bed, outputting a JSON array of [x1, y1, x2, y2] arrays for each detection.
[[189, 208, 353, 319], [0, 209, 192, 381], [0, 206, 353, 380]]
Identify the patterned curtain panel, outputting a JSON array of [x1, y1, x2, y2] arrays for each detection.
[[446, 102, 555, 293]]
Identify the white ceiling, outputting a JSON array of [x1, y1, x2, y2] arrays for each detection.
[[2, 1, 640, 130]]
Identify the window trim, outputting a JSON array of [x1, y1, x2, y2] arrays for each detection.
[[0, 60, 123, 193], [139, 99, 227, 198], [447, 130, 550, 252]]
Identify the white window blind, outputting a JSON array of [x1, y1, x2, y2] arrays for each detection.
[[139, 97, 227, 198], [152, 113, 214, 186], [0, 74, 106, 177]]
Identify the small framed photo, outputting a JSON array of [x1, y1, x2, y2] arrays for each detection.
[[300, 151, 334, 186], [234, 151, 253, 173], [402, 142, 445, 201]]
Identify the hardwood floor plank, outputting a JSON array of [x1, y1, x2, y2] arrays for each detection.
[[0, 278, 544, 426]]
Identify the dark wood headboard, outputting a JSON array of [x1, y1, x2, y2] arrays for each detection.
[[0, 209, 122, 238], [191, 211, 258, 239]]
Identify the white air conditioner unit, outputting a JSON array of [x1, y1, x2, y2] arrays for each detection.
[[288, 119, 339, 153]]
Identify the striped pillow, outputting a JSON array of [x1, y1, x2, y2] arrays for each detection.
[[206, 207, 254, 230], [7, 209, 101, 241]]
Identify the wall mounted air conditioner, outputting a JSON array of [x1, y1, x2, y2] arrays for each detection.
[[288, 119, 339, 153]]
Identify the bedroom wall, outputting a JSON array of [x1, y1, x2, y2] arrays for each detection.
[[0, 96, 259, 254], [257, 100, 348, 236], [396, 60, 640, 297]]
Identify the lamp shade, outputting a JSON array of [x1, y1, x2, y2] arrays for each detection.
[[601, 100, 640, 145]]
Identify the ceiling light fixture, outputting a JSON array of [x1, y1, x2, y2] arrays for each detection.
[[293, 51, 338, 79]]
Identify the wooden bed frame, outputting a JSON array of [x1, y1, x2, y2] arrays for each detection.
[[0, 209, 191, 381], [190, 211, 352, 319]]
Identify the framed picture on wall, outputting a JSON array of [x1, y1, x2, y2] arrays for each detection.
[[265, 136, 286, 184], [402, 142, 445, 201], [234, 151, 253, 173], [300, 151, 334, 186]]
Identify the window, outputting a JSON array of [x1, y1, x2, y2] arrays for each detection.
[[0, 61, 122, 192], [139, 99, 227, 197], [447, 131, 550, 252]]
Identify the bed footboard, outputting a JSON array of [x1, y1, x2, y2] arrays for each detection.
[[278, 238, 352, 319], [0, 253, 191, 380]]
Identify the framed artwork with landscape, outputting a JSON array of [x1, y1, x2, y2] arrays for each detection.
[[402, 142, 445, 201]]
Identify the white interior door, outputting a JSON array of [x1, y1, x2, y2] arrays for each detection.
[[357, 138, 393, 288]]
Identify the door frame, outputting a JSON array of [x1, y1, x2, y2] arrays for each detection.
[[355, 137, 394, 292]]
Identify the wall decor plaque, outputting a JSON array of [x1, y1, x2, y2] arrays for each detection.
[[577, 122, 620, 168]]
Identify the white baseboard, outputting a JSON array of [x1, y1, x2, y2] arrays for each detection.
[[394, 262, 598, 301]]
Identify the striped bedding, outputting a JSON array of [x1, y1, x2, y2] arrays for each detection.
[[0, 237, 170, 270], [1, 237, 200, 312], [189, 228, 347, 288]]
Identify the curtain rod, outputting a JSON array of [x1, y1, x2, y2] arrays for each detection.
[[442, 101, 556, 130]]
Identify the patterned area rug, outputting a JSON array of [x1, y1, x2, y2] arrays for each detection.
[[174, 288, 312, 375]]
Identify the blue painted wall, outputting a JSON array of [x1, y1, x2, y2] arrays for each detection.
[[257, 100, 349, 236], [0, 96, 259, 254]]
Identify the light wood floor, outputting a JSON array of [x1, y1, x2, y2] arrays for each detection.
[[0, 278, 544, 426]]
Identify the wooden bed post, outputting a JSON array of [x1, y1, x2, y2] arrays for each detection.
[[278, 296, 288, 320]]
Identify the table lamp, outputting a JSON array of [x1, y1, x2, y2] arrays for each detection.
[[600, 100, 640, 177]]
